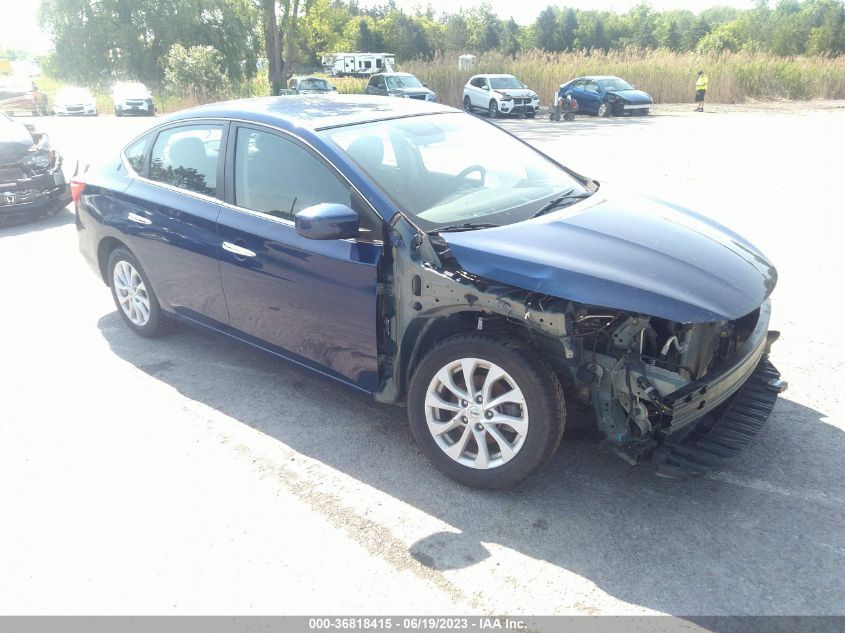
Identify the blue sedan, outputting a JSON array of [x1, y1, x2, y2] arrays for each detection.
[[559, 76, 652, 117], [74, 95, 783, 488]]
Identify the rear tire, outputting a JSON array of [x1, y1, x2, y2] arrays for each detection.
[[408, 334, 565, 489], [107, 247, 176, 338]]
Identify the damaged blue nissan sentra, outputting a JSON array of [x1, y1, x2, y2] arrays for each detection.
[[74, 95, 786, 488]]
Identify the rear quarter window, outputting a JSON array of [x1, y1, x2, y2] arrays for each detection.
[[123, 134, 154, 175], [148, 124, 223, 197]]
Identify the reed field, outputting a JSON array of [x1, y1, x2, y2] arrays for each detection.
[[404, 49, 845, 109], [33, 49, 845, 114]]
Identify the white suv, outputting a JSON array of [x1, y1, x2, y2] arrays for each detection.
[[463, 74, 540, 118]]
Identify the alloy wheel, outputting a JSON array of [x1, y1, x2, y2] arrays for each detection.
[[424, 358, 528, 469], [113, 260, 151, 326]]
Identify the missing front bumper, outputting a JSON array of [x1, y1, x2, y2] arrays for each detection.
[[648, 356, 783, 478]]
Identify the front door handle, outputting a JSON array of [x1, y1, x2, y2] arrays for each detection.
[[128, 212, 151, 225], [222, 240, 256, 259]]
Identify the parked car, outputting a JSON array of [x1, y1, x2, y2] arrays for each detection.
[[73, 96, 784, 488], [365, 72, 436, 101], [0, 76, 49, 116], [111, 82, 155, 117], [0, 112, 70, 224], [559, 76, 652, 116], [463, 74, 540, 118], [279, 76, 336, 95], [53, 86, 98, 116]]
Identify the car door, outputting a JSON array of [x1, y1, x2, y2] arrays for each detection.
[[376, 75, 388, 96], [365, 76, 377, 95], [216, 124, 384, 390], [580, 79, 602, 113], [470, 77, 487, 109], [119, 121, 230, 326]]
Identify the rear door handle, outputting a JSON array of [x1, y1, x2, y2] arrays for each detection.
[[222, 240, 256, 259]]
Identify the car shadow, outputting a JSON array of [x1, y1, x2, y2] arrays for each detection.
[[97, 313, 844, 618], [0, 204, 74, 238]]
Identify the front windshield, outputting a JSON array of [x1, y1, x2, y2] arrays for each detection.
[[299, 78, 330, 90], [386, 75, 423, 90], [320, 113, 588, 230], [597, 77, 633, 91], [489, 76, 523, 90]]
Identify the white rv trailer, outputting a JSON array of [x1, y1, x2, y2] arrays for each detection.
[[323, 53, 395, 78]]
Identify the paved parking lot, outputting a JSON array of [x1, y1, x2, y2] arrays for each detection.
[[1, 104, 843, 618]]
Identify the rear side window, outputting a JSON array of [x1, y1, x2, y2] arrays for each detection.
[[149, 124, 223, 197], [124, 133, 152, 175]]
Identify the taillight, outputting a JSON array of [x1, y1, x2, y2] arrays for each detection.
[[70, 179, 86, 204]]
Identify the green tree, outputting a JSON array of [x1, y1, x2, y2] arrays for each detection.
[[163, 44, 232, 100], [535, 6, 561, 51], [39, 0, 258, 87]]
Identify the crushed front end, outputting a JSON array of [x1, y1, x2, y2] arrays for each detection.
[[568, 301, 785, 477], [0, 127, 69, 225]]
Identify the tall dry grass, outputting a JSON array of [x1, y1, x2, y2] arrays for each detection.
[[403, 49, 845, 108], [38, 49, 845, 114]]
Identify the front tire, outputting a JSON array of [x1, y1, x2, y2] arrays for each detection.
[[463, 96, 473, 113], [107, 247, 174, 338], [597, 101, 612, 117], [408, 334, 565, 489], [488, 100, 499, 119]]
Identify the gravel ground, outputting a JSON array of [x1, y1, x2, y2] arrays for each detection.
[[0, 103, 843, 619]]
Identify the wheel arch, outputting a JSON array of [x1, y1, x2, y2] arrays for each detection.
[[97, 236, 131, 285], [396, 309, 566, 405]]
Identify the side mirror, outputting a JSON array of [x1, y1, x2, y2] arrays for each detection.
[[422, 83, 428, 88], [523, 83, 528, 89], [481, 85, 489, 91], [331, 86, 337, 91], [295, 203, 359, 240]]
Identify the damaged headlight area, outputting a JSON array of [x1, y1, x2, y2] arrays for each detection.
[[0, 125, 69, 224], [566, 304, 782, 469]]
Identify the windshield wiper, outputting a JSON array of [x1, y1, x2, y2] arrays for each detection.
[[431, 222, 500, 234], [531, 189, 594, 218]]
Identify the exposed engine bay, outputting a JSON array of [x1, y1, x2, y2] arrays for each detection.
[[0, 114, 69, 223], [379, 225, 783, 469]]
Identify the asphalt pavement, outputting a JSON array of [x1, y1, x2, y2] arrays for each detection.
[[0, 104, 843, 619]]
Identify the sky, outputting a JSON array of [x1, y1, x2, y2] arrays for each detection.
[[0, 0, 760, 56]]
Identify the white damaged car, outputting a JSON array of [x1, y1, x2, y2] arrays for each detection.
[[463, 74, 540, 118]]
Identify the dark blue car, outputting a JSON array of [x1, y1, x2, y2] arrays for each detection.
[[559, 76, 652, 117], [74, 95, 784, 488]]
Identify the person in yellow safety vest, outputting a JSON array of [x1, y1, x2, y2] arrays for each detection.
[[695, 70, 708, 112]]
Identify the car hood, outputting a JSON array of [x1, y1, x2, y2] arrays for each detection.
[[441, 193, 777, 323], [298, 89, 332, 94], [496, 88, 535, 99], [0, 117, 34, 164], [394, 86, 434, 96], [607, 89, 652, 104]]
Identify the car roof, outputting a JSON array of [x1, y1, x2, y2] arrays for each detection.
[[379, 72, 414, 77], [163, 94, 455, 131], [474, 74, 517, 79]]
